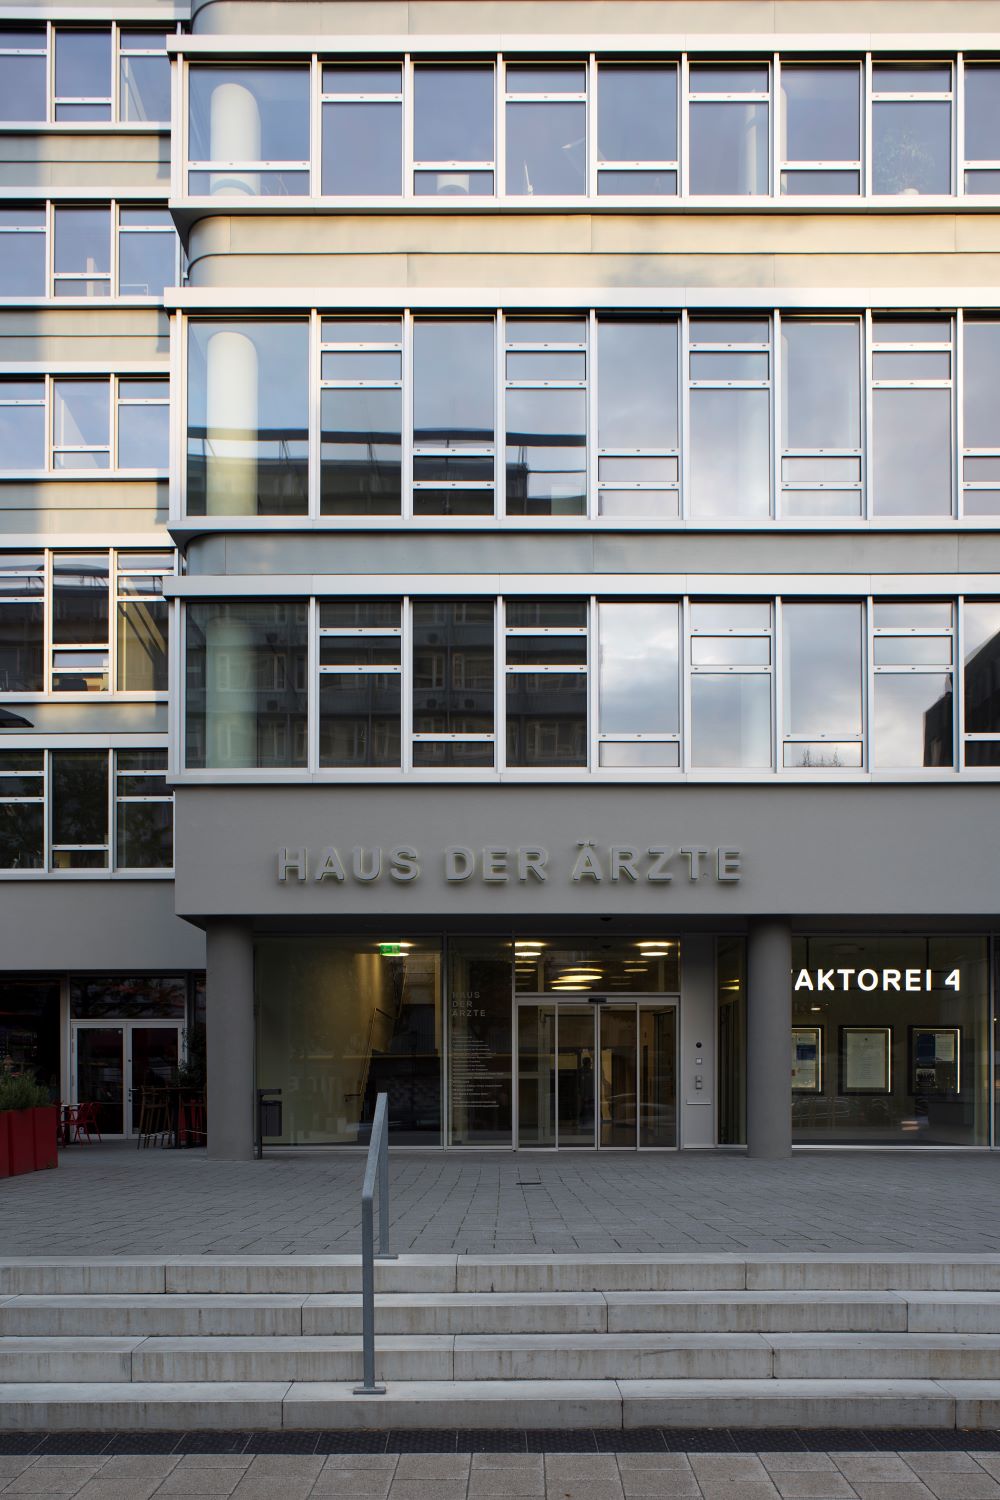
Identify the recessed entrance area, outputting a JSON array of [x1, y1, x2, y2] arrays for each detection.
[[71, 1020, 184, 1138], [516, 999, 677, 1148]]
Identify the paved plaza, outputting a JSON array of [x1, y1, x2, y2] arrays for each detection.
[[4, 1146, 1000, 1256], [4, 1446, 1000, 1500]]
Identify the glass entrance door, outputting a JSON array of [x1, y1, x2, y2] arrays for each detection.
[[72, 1021, 183, 1138], [516, 1000, 677, 1148]]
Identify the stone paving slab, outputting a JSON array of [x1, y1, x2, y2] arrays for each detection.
[[3, 1147, 1000, 1256]]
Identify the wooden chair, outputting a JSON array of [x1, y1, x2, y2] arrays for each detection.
[[136, 1087, 171, 1149], [179, 1094, 207, 1148]]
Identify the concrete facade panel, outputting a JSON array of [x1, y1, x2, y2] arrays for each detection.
[[0, 881, 205, 971]]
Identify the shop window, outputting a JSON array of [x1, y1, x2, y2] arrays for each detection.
[[0, 210, 45, 297], [871, 317, 953, 516], [506, 64, 586, 196], [791, 936, 988, 1145], [188, 66, 311, 196], [0, 979, 59, 1089], [0, 751, 44, 868], [782, 602, 864, 768], [505, 317, 587, 515], [962, 320, 1000, 515], [688, 318, 771, 519], [119, 30, 171, 123], [185, 600, 309, 769], [50, 748, 108, 869], [256, 936, 442, 1144], [413, 318, 495, 515], [115, 750, 172, 868], [689, 601, 772, 768], [70, 974, 186, 1018], [318, 600, 402, 767], [53, 206, 111, 298], [597, 64, 678, 196], [117, 379, 169, 468], [962, 601, 1000, 766], [0, 29, 46, 122], [187, 320, 309, 516], [321, 65, 402, 196], [871, 600, 954, 767], [118, 209, 176, 297], [505, 600, 588, 767], [872, 62, 952, 194], [54, 29, 111, 121], [779, 64, 861, 194], [597, 317, 679, 517], [412, 599, 495, 767], [413, 65, 494, 197], [320, 317, 403, 515], [116, 552, 171, 692], [0, 554, 44, 692], [597, 602, 680, 767], [0, 380, 44, 468], [688, 64, 769, 195], [780, 318, 862, 517]]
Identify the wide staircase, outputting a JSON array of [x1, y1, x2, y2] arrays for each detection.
[[1, 1254, 1000, 1431]]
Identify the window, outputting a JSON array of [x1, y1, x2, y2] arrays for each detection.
[[413, 65, 494, 196], [872, 62, 952, 195], [871, 317, 953, 516], [0, 380, 44, 468], [597, 64, 678, 195], [505, 601, 588, 767], [54, 29, 111, 121], [688, 317, 771, 518], [118, 31, 171, 123], [185, 601, 309, 768], [0, 211, 45, 297], [51, 749, 108, 868], [0, 29, 45, 122], [319, 601, 402, 767], [0, 752, 43, 868], [505, 64, 586, 196], [690, 602, 772, 768], [54, 206, 111, 297], [188, 67, 311, 196], [117, 379, 169, 469], [597, 317, 679, 517], [53, 380, 110, 469], [0, 555, 44, 693], [688, 64, 769, 195], [52, 553, 109, 692], [780, 64, 861, 194], [964, 65, 1000, 193], [781, 318, 862, 517], [413, 318, 495, 515], [320, 317, 402, 515], [598, 602, 680, 766], [115, 749, 172, 868], [116, 553, 170, 692], [412, 600, 495, 766], [872, 601, 954, 767], [963, 601, 1000, 766], [118, 208, 176, 296], [322, 65, 402, 196], [962, 320, 1000, 516], [782, 603, 864, 767], [187, 321, 309, 516], [505, 317, 587, 515]]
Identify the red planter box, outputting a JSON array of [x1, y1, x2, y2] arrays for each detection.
[[0, 1107, 60, 1178], [31, 1106, 58, 1170], [7, 1110, 35, 1175], [0, 1113, 9, 1179]]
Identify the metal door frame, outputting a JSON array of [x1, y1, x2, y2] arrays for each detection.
[[70, 1019, 185, 1139]]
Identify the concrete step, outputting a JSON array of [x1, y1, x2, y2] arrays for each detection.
[[2, 1377, 999, 1431], [605, 1291, 909, 1333], [769, 1334, 1000, 1380]]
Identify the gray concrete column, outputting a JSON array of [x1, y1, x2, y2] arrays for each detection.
[[206, 918, 255, 1160], [747, 918, 792, 1159]]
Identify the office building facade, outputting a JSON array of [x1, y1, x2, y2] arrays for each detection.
[[1, 0, 998, 1158]]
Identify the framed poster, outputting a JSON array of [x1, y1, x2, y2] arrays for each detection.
[[910, 1026, 961, 1095], [791, 1026, 823, 1092], [840, 1027, 892, 1094]]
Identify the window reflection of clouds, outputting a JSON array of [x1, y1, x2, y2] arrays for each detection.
[[598, 603, 679, 734], [783, 603, 862, 736]]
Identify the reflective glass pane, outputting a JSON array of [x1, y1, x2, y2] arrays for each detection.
[[964, 601, 1000, 734], [75, 1029, 123, 1132], [52, 555, 109, 644], [966, 169, 1000, 193], [0, 218, 45, 297], [120, 54, 170, 122], [55, 30, 110, 104], [0, 601, 43, 691], [690, 65, 769, 93], [597, 169, 677, 194], [873, 602, 951, 627], [54, 381, 108, 449], [873, 318, 951, 343], [116, 800, 172, 868], [506, 65, 586, 94], [782, 320, 861, 449], [781, 169, 859, 194], [506, 388, 586, 514], [414, 170, 493, 196], [449, 938, 514, 1146], [689, 388, 770, 517], [323, 66, 401, 94], [873, 351, 950, 379], [600, 741, 680, 767], [783, 603, 862, 736], [51, 749, 108, 850], [322, 102, 401, 194], [691, 674, 771, 768], [599, 602, 679, 734], [599, 490, 679, 517], [506, 101, 586, 195], [54, 207, 110, 276], [690, 352, 768, 380], [874, 636, 952, 665], [599, 1006, 634, 1147], [874, 674, 953, 766], [782, 490, 862, 518], [0, 798, 42, 869], [507, 672, 587, 766], [506, 318, 586, 344], [0, 393, 44, 468], [117, 598, 168, 691], [873, 63, 952, 92], [598, 319, 678, 450], [691, 602, 770, 630], [518, 1004, 555, 1147], [414, 66, 494, 162], [965, 66, 1000, 162], [598, 65, 677, 161], [690, 102, 768, 193], [784, 741, 862, 768], [873, 101, 951, 193], [322, 317, 402, 344], [964, 322, 1000, 448], [690, 317, 770, 345], [320, 388, 401, 515], [781, 65, 860, 163], [118, 403, 169, 469], [119, 231, 175, 296], [412, 600, 494, 738], [413, 320, 494, 447], [872, 388, 952, 515], [0, 51, 45, 122], [319, 674, 401, 767], [692, 636, 770, 666], [188, 67, 310, 162]]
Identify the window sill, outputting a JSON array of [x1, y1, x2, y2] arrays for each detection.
[[0, 470, 168, 483]]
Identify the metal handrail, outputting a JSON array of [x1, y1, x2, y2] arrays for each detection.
[[353, 1091, 397, 1395]]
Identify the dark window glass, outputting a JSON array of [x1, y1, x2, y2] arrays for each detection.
[[0, 30, 46, 122], [321, 388, 402, 514], [412, 601, 494, 766], [52, 554, 109, 645], [506, 388, 586, 514], [70, 973, 186, 1019], [0, 977, 59, 1082], [506, 604, 587, 768], [963, 602, 1000, 735], [0, 750, 43, 870], [116, 750, 172, 868], [185, 601, 308, 769], [51, 749, 108, 868], [598, 65, 677, 163], [319, 674, 401, 767]]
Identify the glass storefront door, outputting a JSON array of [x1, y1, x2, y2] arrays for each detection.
[[516, 1000, 677, 1148], [71, 1020, 183, 1138]]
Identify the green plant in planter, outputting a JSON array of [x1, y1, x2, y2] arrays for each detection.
[[0, 1075, 50, 1111], [176, 1023, 206, 1091]]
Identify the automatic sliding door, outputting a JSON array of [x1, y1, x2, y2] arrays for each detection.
[[558, 1007, 596, 1146], [600, 1006, 638, 1147], [518, 1004, 555, 1146]]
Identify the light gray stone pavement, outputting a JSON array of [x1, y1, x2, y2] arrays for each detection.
[[4, 1452, 1000, 1500], [3, 1145, 1000, 1255]]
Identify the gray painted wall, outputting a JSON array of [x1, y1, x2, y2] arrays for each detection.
[[0, 882, 205, 970]]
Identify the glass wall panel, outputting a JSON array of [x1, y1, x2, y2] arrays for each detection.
[[449, 938, 513, 1145], [0, 978, 59, 1089], [517, 1003, 555, 1146], [560, 1007, 596, 1146], [256, 936, 442, 1144], [185, 601, 308, 768], [792, 936, 988, 1144], [187, 321, 309, 516]]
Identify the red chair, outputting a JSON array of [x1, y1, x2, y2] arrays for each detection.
[[64, 1103, 101, 1144], [181, 1096, 206, 1147]]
